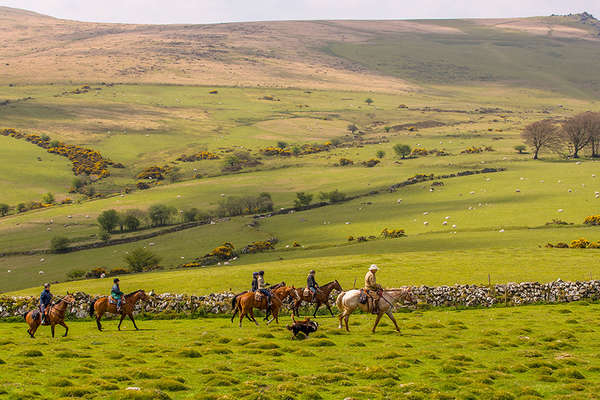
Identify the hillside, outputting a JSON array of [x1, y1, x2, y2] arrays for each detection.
[[1, 7, 600, 95]]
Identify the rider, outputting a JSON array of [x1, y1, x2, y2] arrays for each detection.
[[364, 264, 383, 314], [111, 278, 124, 312], [257, 270, 272, 314], [251, 272, 258, 292], [39, 283, 53, 324], [307, 269, 319, 301]]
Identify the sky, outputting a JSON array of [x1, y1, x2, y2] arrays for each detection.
[[1, 0, 599, 24]]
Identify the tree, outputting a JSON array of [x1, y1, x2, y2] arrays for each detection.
[[0, 203, 8, 216], [123, 214, 141, 231], [16, 203, 26, 213], [582, 111, 600, 157], [183, 208, 199, 222], [319, 189, 346, 203], [514, 145, 527, 154], [365, 98, 374, 105], [276, 141, 288, 149], [148, 204, 175, 226], [562, 114, 592, 158], [521, 119, 560, 160], [42, 192, 55, 204], [294, 192, 313, 208], [72, 177, 86, 191], [393, 144, 411, 159], [376, 150, 385, 159], [347, 124, 358, 134], [50, 236, 70, 253], [124, 248, 161, 273], [97, 209, 119, 232]]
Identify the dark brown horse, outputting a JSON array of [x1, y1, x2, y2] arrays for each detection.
[[292, 280, 343, 317], [24, 293, 75, 338], [231, 285, 298, 327], [89, 289, 149, 331]]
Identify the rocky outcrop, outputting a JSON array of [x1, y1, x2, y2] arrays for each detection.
[[2, 279, 598, 319]]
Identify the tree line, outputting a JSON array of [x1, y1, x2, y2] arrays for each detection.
[[522, 112, 600, 159]]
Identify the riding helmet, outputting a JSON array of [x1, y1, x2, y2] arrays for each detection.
[[259, 270, 264, 275], [114, 278, 120, 283]]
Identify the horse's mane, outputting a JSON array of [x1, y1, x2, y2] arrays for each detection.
[[269, 282, 285, 290], [125, 289, 143, 297]]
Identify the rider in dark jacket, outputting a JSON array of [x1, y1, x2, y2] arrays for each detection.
[[307, 270, 319, 300], [251, 272, 258, 292], [39, 283, 52, 324]]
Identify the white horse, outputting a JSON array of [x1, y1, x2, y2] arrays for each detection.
[[336, 288, 412, 333]]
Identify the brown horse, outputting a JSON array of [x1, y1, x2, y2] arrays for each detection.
[[24, 293, 75, 338], [231, 285, 298, 327], [292, 280, 343, 317], [89, 289, 149, 331]]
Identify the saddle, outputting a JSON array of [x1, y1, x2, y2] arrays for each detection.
[[108, 297, 117, 305], [359, 289, 368, 304], [254, 292, 264, 302], [303, 288, 311, 297]]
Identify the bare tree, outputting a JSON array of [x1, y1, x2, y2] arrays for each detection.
[[521, 119, 559, 160], [561, 113, 592, 158], [583, 111, 600, 158]]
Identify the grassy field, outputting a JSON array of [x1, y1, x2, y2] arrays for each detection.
[[2, 303, 600, 399]]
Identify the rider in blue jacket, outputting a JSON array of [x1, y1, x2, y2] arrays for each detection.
[[111, 278, 124, 312], [39, 283, 52, 324]]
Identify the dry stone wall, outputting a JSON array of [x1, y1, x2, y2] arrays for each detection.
[[1, 279, 599, 319]]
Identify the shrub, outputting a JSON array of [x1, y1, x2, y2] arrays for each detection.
[[183, 208, 200, 222], [347, 236, 354, 241], [570, 238, 591, 248], [86, 267, 107, 278], [365, 98, 374, 105], [294, 192, 313, 208], [16, 203, 26, 213], [97, 209, 119, 232], [176, 151, 219, 162], [125, 248, 162, 272], [241, 240, 276, 254], [109, 267, 130, 276], [262, 146, 292, 157], [67, 269, 86, 280], [0, 203, 8, 216], [136, 166, 167, 180], [393, 144, 411, 159], [319, 189, 346, 203], [362, 159, 380, 167], [338, 158, 354, 166], [376, 150, 385, 159], [410, 147, 429, 157], [42, 192, 55, 204], [276, 141, 288, 149], [72, 177, 86, 191], [381, 228, 406, 238], [584, 215, 600, 225], [99, 229, 111, 242], [50, 236, 70, 253], [148, 204, 176, 226], [207, 243, 236, 260], [347, 124, 358, 134]]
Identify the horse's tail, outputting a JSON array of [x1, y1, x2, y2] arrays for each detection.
[[88, 299, 97, 317], [22, 311, 29, 320], [335, 291, 346, 311], [231, 294, 239, 310]]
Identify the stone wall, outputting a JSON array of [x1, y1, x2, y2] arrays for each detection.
[[1, 279, 598, 319]]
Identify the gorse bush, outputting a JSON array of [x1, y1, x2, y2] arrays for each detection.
[[584, 215, 600, 225], [381, 228, 407, 238]]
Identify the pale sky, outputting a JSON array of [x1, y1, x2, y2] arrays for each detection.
[[1, 0, 599, 24]]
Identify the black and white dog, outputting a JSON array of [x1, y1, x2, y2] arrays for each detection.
[[287, 314, 319, 338]]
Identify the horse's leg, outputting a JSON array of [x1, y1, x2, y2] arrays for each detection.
[[239, 308, 245, 328], [344, 313, 350, 332], [117, 314, 125, 331], [59, 321, 68, 337], [372, 311, 384, 333], [386, 310, 401, 332], [129, 313, 139, 330], [249, 309, 259, 326], [312, 302, 321, 318], [51, 323, 55, 338], [325, 302, 334, 317], [338, 310, 344, 329]]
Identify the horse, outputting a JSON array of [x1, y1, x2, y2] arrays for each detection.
[[230, 281, 285, 321], [24, 293, 75, 338], [231, 285, 299, 327], [336, 287, 413, 333], [292, 280, 343, 317], [89, 289, 149, 331]]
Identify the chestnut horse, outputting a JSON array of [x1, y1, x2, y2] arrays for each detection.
[[292, 280, 343, 317], [231, 285, 298, 327], [89, 289, 149, 331], [24, 293, 75, 338], [336, 287, 413, 333]]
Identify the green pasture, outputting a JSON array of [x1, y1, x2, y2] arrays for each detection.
[[2, 303, 600, 399]]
